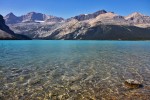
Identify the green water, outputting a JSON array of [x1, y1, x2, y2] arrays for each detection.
[[0, 40, 150, 99]]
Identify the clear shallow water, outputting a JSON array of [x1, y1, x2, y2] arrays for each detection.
[[0, 40, 150, 100]]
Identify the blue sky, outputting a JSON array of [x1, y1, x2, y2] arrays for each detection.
[[0, 0, 150, 18]]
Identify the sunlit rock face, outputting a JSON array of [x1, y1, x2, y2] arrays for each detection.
[[125, 12, 150, 24]]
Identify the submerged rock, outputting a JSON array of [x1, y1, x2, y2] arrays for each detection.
[[124, 79, 143, 89], [70, 85, 82, 91]]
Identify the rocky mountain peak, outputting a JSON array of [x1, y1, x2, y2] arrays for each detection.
[[93, 10, 107, 16], [21, 12, 45, 22], [4, 12, 64, 24], [5, 12, 17, 18], [27, 12, 37, 14], [6, 12, 15, 16], [125, 12, 144, 20], [25, 12, 45, 17], [125, 12, 150, 25], [4, 12, 19, 24], [69, 10, 107, 21], [131, 12, 144, 16]]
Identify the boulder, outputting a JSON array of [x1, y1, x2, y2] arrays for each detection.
[[124, 79, 143, 89]]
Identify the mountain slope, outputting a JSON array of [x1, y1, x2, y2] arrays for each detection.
[[0, 15, 30, 40], [44, 20, 150, 40], [43, 12, 150, 40]]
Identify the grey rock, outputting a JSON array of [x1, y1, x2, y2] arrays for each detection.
[[124, 79, 143, 88]]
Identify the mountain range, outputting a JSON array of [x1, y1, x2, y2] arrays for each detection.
[[1, 10, 150, 40], [4, 12, 64, 24]]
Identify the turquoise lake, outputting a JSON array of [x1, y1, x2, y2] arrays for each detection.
[[0, 40, 150, 99]]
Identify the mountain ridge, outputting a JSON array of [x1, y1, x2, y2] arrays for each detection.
[[2, 10, 150, 40], [4, 10, 150, 23], [4, 12, 64, 24]]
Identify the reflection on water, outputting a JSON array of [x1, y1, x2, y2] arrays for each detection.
[[0, 40, 150, 100]]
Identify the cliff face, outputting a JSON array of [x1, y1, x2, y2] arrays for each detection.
[[0, 15, 30, 40]]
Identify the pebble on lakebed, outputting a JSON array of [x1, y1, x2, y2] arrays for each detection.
[[124, 79, 143, 89]]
